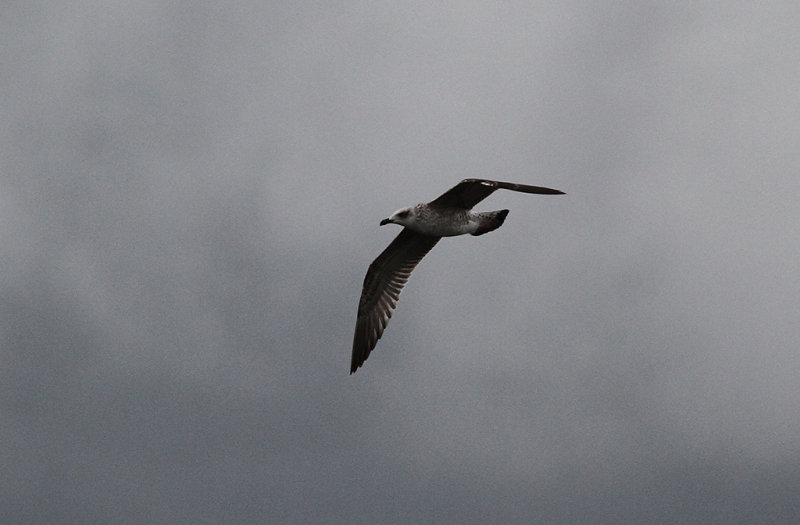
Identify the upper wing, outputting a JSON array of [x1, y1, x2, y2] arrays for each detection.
[[351, 229, 440, 373], [428, 178, 564, 210]]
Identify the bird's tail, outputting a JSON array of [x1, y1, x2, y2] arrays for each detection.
[[471, 209, 509, 236]]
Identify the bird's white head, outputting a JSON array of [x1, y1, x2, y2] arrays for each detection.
[[380, 206, 415, 227]]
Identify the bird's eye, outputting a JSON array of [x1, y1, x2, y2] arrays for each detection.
[[397, 210, 410, 218]]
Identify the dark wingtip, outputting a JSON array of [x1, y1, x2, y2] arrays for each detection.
[[350, 347, 364, 374]]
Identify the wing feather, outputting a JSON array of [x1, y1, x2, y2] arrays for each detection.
[[428, 178, 564, 210], [351, 229, 440, 373]]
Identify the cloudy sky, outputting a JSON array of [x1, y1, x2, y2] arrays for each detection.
[[3, 2, 800, 523]]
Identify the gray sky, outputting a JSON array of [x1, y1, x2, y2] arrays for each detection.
[[3, 2, 800, 523]]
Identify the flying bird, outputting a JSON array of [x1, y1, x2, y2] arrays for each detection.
[[351, 178, 564, 373]]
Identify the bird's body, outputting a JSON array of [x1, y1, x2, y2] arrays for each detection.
[[387, 204, 490, 237], [351, 178, 564, 374]]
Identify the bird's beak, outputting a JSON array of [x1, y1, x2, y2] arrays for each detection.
[[379, 218, 392, 226]]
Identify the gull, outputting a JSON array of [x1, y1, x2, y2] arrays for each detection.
[[351, 178, 564, 373]]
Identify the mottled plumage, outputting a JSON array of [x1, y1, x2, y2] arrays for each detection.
[[351, 178, 564, 374]]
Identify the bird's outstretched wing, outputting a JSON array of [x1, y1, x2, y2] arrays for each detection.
[[351, 229, 440, 373], [429, 178, 564, 210]]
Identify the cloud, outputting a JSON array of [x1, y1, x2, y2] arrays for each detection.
[[2, 2, 799, 522]]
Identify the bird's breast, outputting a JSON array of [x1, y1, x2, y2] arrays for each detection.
[[408, 208, 477, 236]]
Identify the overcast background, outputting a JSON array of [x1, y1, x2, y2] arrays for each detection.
[[3, 2, 800, 523]]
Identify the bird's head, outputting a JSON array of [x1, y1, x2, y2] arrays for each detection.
[[380, 207, 414, 227]]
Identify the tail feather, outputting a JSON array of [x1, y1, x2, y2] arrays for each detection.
[[472, 209, 509, 236]]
